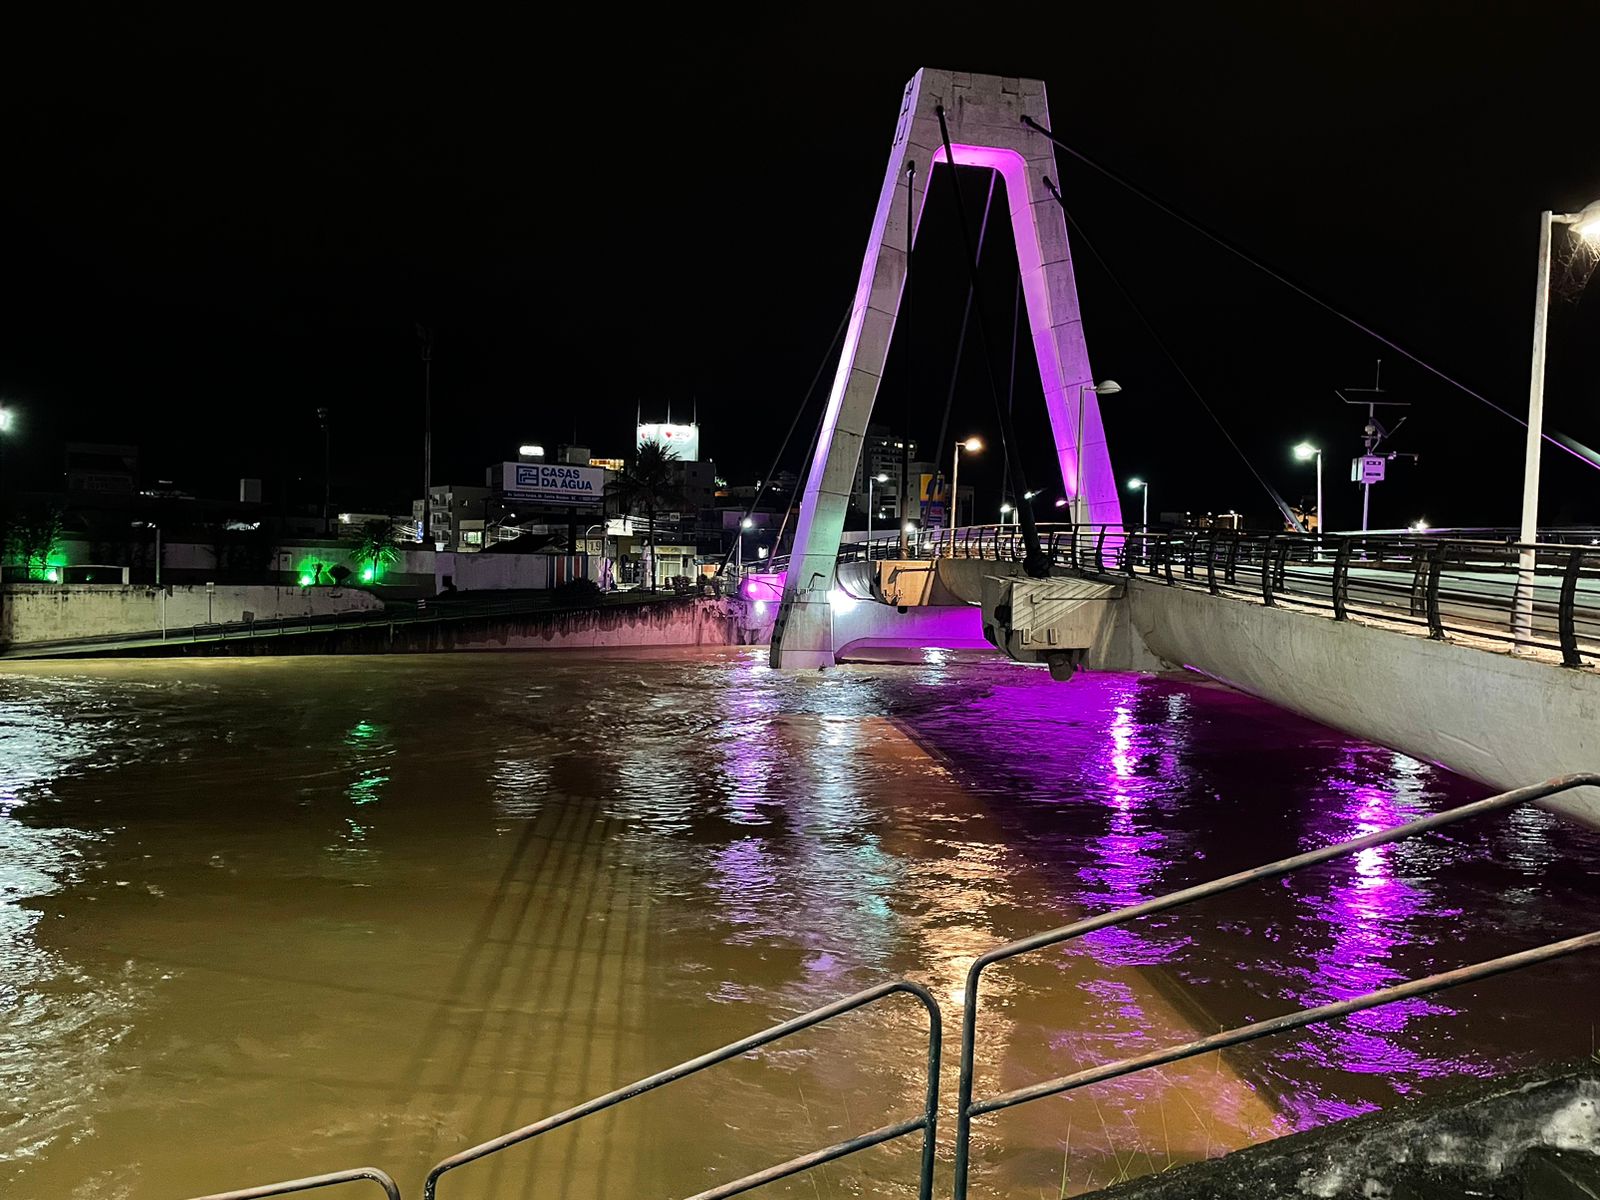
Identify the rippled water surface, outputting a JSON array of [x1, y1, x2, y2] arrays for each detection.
[[2, 650, 1597, 1199]]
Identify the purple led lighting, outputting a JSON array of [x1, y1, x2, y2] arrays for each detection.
[[930, 141, 1120, 525]]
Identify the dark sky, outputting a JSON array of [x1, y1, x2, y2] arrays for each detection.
[[3, 4, 1599, 530]]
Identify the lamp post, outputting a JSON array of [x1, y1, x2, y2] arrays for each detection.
[[1127, 478, 1149, 531], [999, 502, 1013, 524], [1292, 442, 1322, 543], [1516, 199, 1600, 647], [867, 472, 888, 559], [948, 436, 982, 554], [1073, 380, 1121, 527], [736, 516, 753, 572]]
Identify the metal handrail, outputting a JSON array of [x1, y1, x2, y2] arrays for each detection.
[[950, 772, 1600, 1199], [422, 979, 941, 1200], [972, 932, 1600, 1118], [187, 1167, 402, 1200]]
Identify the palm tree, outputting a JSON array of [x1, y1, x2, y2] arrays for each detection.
[[607, 440, 685, 592], [353, 520, 400, 584]]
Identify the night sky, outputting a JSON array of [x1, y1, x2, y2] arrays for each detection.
[[4, 5, 1599, 530]]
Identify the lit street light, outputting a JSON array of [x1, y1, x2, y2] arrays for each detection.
[[948, 436, 982, 554], [519, 443, 545, 458], [867, 472, 889, 559], [1293, 442, 1322, 541], [1127, 477, 1149, 531], [735, 516, 754, 571], [1073, 380, 1120, 526], [999, 502, 1014, 524], [1517, 197, 1600, 646]]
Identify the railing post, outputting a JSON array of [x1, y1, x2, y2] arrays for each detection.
[[1409, 541, 1429, 619], [1425, 543, 1448, 640], [1068, 526, 1079, 570], [1094, 527, 1106, 574], [1261, 536, 1277, 606], [1206, 532, 1219, 595], [1559, 547, 1585, 667], [1163, 534, 1176, 584], [1182, 532, 1196, 580], [1332, 537, 1352, 620], [1225, 532, 1241, 584]]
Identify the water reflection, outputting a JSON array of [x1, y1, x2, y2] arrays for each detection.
[[1, 654, 1597, 1200]]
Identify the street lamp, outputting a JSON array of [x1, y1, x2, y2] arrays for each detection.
[[1516, 197, 1600, 647], [519, 443, 545, 458], [1127, 477, 1149, 530], [999, 501, 1014, 523], [949, 436, 982, 553], [867, 472, 889, 559], [735, 516, 754, 571], [1292, 442, 1322, 540], [1074, 380, 1121, 527]]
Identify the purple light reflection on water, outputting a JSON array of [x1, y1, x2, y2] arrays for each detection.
[[894, 663, 1600, 1139]]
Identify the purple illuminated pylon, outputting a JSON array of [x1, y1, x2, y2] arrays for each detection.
[[773, 70, 1119, 669]]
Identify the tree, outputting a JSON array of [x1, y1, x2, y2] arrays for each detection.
[[5, 505, 64, 578], [352, 519, 399, 584], [606, 441, 685, 593]]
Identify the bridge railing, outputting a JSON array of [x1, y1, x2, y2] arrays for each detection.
[[950, 771, 1600, 1199], [1079, 528, 1600, 668]]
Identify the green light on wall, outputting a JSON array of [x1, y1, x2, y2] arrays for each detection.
[[360, 565, 375, 583], [298, 573, 314, 587]]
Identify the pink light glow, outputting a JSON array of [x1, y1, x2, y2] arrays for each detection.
[[931, 143, 1120, 525]]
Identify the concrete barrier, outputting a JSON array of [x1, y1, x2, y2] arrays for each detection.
[[0, 583, 384, 646]]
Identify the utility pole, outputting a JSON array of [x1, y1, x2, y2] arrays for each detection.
[[1338, 360, 1409, 533], [417, 325, 433, 547], [317, 406, 331, 534]]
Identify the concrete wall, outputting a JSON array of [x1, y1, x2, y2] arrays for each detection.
[[164, 597, 746, 656], [1117, 577, 1600, 826], [1, 583, 384, 645]]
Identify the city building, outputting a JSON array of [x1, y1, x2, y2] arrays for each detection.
[[852, 425, 917, 518]]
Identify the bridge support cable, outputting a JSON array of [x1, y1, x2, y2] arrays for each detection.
[[933, 170, 1000, 476], [901, 161, 916, 556], [772, 381, 835, 562], [1042, 176, 1303, 531], [935, 104, 1050, 578], [719, 306, 851, 575], [1000, 274, 1022, 510], [1022, 114, 1600, 474]]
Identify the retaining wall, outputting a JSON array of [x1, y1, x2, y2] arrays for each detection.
[[0, 583, 384, 645]]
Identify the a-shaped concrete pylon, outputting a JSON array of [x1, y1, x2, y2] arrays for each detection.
[[772, 69, 1118, 668]]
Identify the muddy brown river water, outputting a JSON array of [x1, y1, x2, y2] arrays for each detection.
[[2, 649, 1597, 1199]]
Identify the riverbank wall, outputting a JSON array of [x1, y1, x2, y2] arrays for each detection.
[[0, 582, 384, 646], [97, 596, 757, 657]]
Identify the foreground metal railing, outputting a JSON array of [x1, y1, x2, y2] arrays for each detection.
[[422, 980, 940, 1200], [188, 1166, 402, 1200], [949, 771, 1600, 1199], [186, 774, 1600, 1200]]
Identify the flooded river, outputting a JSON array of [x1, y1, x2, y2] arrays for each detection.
[[2, 650, 1597, 1199]]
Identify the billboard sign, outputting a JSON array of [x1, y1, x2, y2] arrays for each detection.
[[501, 462, 605, 508], [636, 422, 700, 461], [920, 472, 948, 529]]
